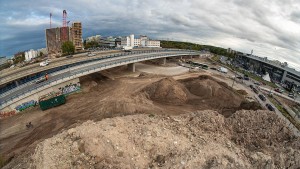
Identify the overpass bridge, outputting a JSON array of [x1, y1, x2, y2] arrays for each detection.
[[0, 49, 200, 110]]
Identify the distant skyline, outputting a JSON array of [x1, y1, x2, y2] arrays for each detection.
[[1, 0, 300, 70]]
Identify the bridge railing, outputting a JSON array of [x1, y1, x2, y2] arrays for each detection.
[[0, 49, 193, 84], [0, 51, 198, 108], [0, 49, 195, 97]]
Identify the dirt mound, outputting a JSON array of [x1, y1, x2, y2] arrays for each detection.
[[238, 101, 262, 110], [236, 89, 248, 95], [6, 110, 299, 169], [143, 77, 189, 104], [226, 110, 299, 151], [180, 75, 244, 111], [80, 72, 110, 92], [142, 76, 257, 116]]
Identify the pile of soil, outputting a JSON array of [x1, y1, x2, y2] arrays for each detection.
[[236, 89, 248, 95], [143, 77, 189, 104], [238, 101, 262, 111], [143, 76, 248, 116], [181, 75, 244, 109], [5, 110, 299, 168]]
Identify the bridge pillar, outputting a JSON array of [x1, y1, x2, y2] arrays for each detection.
[[128, 63, 136, 72], [161, 57, 166, 65], [14, 80, 19, 87]]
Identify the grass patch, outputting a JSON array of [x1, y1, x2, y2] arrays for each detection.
[[268, 97, 300, 130]]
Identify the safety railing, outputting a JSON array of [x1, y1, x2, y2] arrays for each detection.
[[0, 51, 198, 108], [0, 49, 196, 97]]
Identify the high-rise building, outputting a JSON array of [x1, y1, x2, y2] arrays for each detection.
[[45, 21, 82, 58], [45, 27, 71, 58], [71, 22, 83, 52]]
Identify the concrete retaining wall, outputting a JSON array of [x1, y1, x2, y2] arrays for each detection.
[[1, 78, 80, 112]]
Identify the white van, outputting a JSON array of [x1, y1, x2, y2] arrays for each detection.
[[40, 61, 49, 67]]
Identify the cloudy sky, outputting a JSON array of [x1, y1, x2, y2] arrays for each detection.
[[0, 0, 300, 69]]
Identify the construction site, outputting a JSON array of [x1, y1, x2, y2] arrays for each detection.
[[1, 55, 299, 168], [45, 10, 83, 58]]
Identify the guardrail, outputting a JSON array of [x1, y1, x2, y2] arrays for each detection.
[[0, 49, 191, 85], [0, 49, 194, 97], [0, 51, 198, 108]]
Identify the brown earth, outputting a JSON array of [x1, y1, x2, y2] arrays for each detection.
[[4, 110, 299, 169], [0, 70, 289, 168]]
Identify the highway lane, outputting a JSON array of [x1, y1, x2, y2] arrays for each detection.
[[0, 49, 120, 78], [0, 51, 183, 98], [0, 51, 124, 85], [0, 51, 194, 105], [0, 48, 165, 85]]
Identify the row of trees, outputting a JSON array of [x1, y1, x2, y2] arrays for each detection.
[[160, 41, 239, 58]]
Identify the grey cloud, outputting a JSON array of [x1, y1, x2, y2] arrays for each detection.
[[0, 0, 300, 69]]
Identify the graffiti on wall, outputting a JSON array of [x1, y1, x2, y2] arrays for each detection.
[[39, 91, 61, 102], [59, 82, 81, 95], [15, 100, 37, 111], [0, 111, 16, 119]]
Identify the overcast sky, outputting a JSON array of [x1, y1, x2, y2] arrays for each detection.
[[0, 0, 300, 69]]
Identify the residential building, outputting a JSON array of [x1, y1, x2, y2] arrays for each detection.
[[86, 35, 101, 43], [37, 48, 48, 55], [45, 21, 83, 58], [25, 49, 38, 61], [121, 34, 160, 48], [45, 27, 71, 58], [71, 22, 83, 52]]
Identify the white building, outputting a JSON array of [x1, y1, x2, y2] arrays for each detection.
[[86, 35, 101, 42], [121, 34, 160, 48], [25, 49, 38, 61], [38, 48, 48, 55]]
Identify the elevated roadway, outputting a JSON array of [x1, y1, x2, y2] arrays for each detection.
[[0, 49, 199, 109], [0, 49, 162, 86]]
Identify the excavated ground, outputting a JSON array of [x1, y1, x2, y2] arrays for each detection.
[[4, 110, 300, 169], [1, 68, 297, 168]]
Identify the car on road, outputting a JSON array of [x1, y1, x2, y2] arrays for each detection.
[[249, 84, 253, 88], [252, 87, 259, 94], [288, 93, 295, 99], [39, 61, 49, 67], [274, 88, 284, 93], [266, 104, 275, 111], [210, 67, 217, 70], [66, 55, 73, 58], [254, 82, 261, 85], [244, 77, 249, 80], [259, 94, 266, 101], [35, 77, 47, 84], [87, 52, 96, 57]]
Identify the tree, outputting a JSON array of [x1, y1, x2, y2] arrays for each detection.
[[61, 41, 75, 55], [39, 51, 43, 57]]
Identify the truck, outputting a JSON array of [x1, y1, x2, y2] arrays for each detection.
[[122, 46, 133, 52]]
